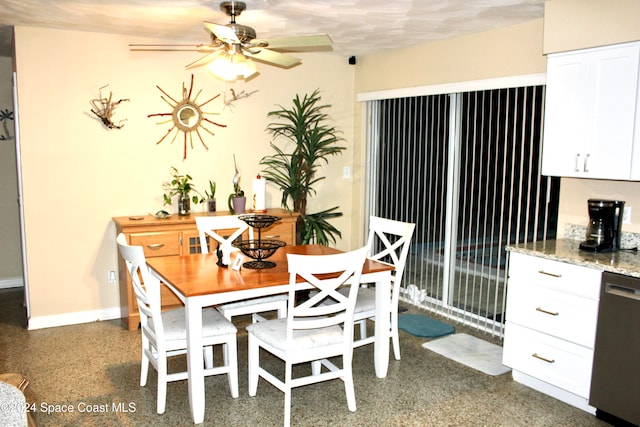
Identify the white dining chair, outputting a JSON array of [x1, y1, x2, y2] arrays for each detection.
[[344, 216, 416, 360], [195, 215, 288, 322], [246, 246, 368, 427], [116, 233, 239, 414]]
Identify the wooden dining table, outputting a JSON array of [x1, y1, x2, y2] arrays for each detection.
[[147, 244, 394, 425]]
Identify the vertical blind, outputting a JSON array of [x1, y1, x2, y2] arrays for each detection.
[[365, 85, 559, 337]]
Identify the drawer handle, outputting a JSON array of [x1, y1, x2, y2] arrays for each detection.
[[265, 234, 280, 239], [146, 243, 165, 250], [535, 307, 559, 316], [532, 353, 555, 364], [537, 270, 561, 278]]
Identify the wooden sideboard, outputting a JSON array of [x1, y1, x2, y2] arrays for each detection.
[[112, 208, 300, 330]]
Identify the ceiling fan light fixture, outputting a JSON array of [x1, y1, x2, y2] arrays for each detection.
[[207, 48, 257, 81]]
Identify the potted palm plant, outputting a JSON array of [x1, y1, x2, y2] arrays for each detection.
[[162, 166, 204, 215], [260, 89, 346, 244]]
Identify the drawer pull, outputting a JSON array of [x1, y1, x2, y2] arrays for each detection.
[[265, 234, 280, 239], [537, 270, 562, 278], [532, 353, 555, 364], [146, 243, 165, 250], [535, 307, 559, 316]]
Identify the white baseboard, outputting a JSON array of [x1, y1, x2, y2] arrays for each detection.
[[27, 306, 124, 330], [0, 277, 24, 289]]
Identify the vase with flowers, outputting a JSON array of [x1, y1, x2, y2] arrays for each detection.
[[162, 166, 204, 215], [228, 155, 246, 214]]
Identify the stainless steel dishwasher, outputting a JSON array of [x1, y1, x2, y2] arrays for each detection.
[[589, 271, 640, 426]]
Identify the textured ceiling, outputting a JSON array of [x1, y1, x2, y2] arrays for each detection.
[[0, 0, 545, 57]]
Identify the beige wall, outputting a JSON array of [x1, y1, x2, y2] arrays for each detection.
[[544, 0, 640, 54], [355, 19, 546, 94], [0, 55, 22, 283], [13, 26, 355, 326]]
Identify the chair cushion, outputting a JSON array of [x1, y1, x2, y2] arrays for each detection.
[[246, 319, 343, 351], [153, 307, 237, 340], [340, 287, 376, 313]]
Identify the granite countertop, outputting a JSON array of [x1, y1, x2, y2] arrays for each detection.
[[507, 239, 640, 278]]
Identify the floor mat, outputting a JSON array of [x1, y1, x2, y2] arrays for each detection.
[[397, 314, 455, 338], [421, 333, 511, 376]]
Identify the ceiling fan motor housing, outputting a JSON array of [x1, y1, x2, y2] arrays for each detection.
[[228, 23, 256, 43]]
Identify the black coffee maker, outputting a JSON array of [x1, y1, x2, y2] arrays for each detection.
[[579, 199, 625, 252]]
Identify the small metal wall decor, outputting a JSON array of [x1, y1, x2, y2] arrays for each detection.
[[0, 108, 14, 141], [223, 88, 259, 112], [90, 84, 129, 129], [148, 74, 226, 160]]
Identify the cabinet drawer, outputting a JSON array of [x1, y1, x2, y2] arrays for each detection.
[[503, 323, 594, 398], [130, 232, 181, 257], [260, 221, 294, 245], [505, 282, 599, 347], [508, 252, 601, 299]]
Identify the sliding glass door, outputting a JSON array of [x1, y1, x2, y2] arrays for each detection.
[[364, 84, 559, 337]]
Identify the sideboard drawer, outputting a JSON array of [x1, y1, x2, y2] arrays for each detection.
[[260, 220, 295, 245], [130, 232, 181, 257], [503, 322, 594, 398]]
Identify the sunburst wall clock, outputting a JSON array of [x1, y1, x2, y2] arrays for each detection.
[[148, 74, 226, 160]]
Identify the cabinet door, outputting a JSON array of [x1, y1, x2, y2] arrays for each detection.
[[542, 43, 640, 179], [586, 44, 639, 179], [542, 52, 589, 177]]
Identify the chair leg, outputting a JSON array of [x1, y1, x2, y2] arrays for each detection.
[[203, 345, 214, 369], [311, 360, 322, 376], [247, 334, 259, 397], [226, 339, 239, 398], [343, 356, 357, 412], [284, 360, 293, 427], [277, 301, 287, 319], [391, 317, 401, 360], [358, 319, 367, 340], [140, 347, 150, 387], [156, 353, 167, 415]]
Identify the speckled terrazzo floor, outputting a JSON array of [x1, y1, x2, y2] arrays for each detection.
[[0, 288, 610, 427]]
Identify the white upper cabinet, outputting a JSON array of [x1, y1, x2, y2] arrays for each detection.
[[542, 42, 640, 180]]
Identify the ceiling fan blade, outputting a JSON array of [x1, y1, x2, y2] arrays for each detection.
[[245, 48, 301, 68], [259, 34, 333, 51], [204, 22, 239, 44], [185, 49, 224, 70]]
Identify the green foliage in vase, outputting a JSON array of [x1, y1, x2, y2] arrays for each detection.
[[260, 89, 346, 245], [162, 166, 204, 206]]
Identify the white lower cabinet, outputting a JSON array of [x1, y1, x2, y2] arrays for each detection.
[[502, 252, 602, 414]]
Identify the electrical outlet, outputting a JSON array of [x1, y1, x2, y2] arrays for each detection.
[[108, 270, 117, 284], [342, 166, 351, 179], [623, 206, 632, 224]]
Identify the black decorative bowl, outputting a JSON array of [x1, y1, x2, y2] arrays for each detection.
[[233, 239, 286, 269], [238, 214, 281, 229]]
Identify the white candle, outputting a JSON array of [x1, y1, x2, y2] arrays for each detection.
[[252, 175, 266, 212]]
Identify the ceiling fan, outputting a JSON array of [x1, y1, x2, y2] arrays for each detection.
[[130, 1, 333, 81]]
